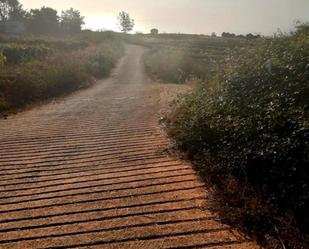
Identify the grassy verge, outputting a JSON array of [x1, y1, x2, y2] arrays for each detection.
[[166, 27, 308, 248], [0, 33, 124, 113]]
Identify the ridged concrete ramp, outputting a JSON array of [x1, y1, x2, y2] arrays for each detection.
[[0, 46, 259, 249]]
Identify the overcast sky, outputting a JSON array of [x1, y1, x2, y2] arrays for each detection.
[[21, 0, 309, 35]]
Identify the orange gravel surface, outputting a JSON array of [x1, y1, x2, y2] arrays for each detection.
[[0, 45, 260, 249]]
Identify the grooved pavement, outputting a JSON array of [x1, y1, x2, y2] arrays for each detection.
[[0, 45, 259, 249]]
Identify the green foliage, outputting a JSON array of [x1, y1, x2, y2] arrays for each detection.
[[0, 0, 25, 21], [1, 2, 85, 35], [169, 30, 309, 232], [27, 7, 60, 35], [295, 22, 309, 36], [141, 34, 247, 83], [144, 45, 224, 83], [0, 31, 122, 52], [0, 51, 6, 65], [0, 36, 124, 111], [0, 43, 50, 64], [0, 32, 126, 67], [85, 42, 124, 78], [60, 8, 84, 34], [144, 48, 191, 83], [117, 11, 135, 33], [150, 28, 159, 35]]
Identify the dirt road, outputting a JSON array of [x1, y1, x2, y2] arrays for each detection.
[[0, 46, 259, 249]]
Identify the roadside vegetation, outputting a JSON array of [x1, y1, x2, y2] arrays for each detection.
[[0, 35, 124, 112], [138, 33, 252, 83], [153, 25, 308, 248], [1, 0, 308, 247], [0, 1, 124, 113]]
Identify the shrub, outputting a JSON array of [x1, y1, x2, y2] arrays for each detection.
[[84, 42, 124, 78], [144, 48, 190, 83], [0, 52, 6, 66], [0, 44, 51, 64], [169, 30, 309, 232], [144, 47, 222, 83], [0, 40, 124, 111]]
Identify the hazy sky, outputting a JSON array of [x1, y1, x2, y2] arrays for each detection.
[[21, 0, 309, 35]]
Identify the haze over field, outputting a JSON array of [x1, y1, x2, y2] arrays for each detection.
[[21, 0, 309, 35]]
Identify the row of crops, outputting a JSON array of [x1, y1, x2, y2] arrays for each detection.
[[139, 34, 250, 83]]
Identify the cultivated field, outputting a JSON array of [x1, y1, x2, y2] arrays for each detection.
[[131, 33, 251, 83]]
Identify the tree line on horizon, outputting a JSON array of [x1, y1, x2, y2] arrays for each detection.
[[0, 0, 84, 35], [0, 0, 263, 38], [222, 31, 261, 39]]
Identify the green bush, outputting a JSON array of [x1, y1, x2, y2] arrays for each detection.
[[169, 30, 309, 232], [85, 42, 124, 78], [144, 47, 220, 83], [0, 44, 51, 64], [144, 48, 189, 83], [0, 52, 6, 66], [0, 40, 124, 111]]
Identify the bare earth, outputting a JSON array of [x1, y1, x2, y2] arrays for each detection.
[[0, 46, 259, 249]]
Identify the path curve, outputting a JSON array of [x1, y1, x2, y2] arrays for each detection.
[[0, 45, 259, 249]]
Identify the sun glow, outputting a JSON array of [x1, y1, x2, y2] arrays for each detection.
[[84, 15, 119, 31]]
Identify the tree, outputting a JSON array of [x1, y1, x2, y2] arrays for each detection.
[[211, 32, 217, 37], [295, 22, 309, 35], [0, 0, 25, 21], [117, 11, 134, 33], [0, 0, 10, 21], [246, 33, 254, 39], [27, 7, 60, 35], [60, 8, 84, 34], [222, 32, 236, 38], [150, 28, 159, 35]]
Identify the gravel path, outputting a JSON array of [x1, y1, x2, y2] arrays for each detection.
[[0, 45, 259, 249]]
